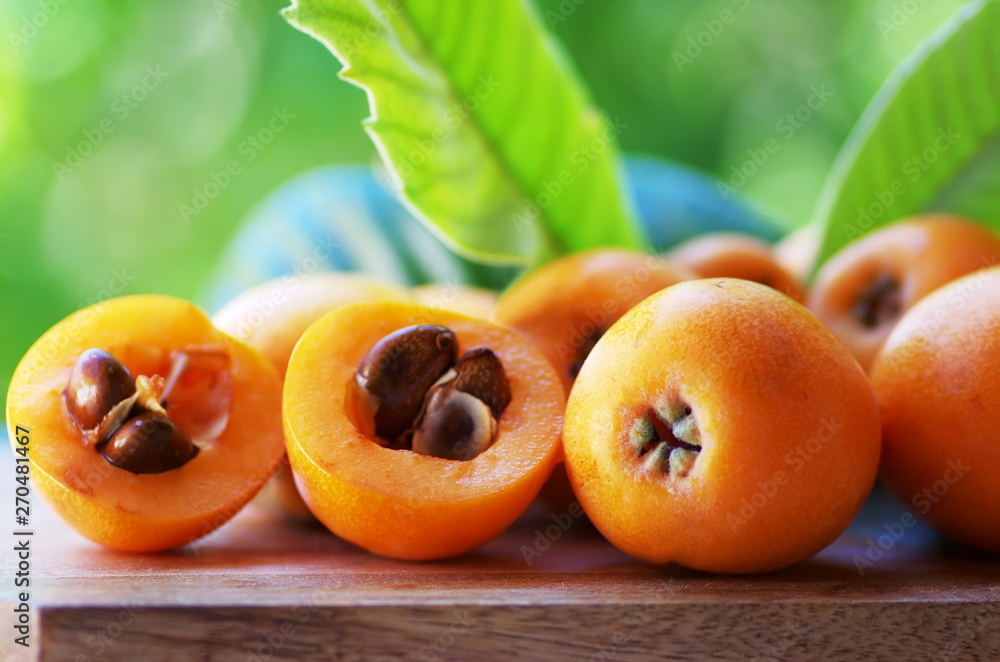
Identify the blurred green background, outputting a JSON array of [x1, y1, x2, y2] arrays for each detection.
[[0, 0, 970, 400]]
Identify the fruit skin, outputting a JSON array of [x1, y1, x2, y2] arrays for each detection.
[[493, 249, 694, 393], [412, 283, 498, 319], [5, 295, 285, 552], [667, 232, 804, 301], [212, 272, 412, 379], [564, 279, 881, 574], [870, 266, 1000, 552], [283, 301, 564, 560], [493, 249, 693, 514], [807, 215, 1000, 371], [774, 223, 820, 286], [212, 272, 411, 520]]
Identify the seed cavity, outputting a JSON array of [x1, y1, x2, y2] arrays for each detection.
[[64, 347, 218, 473], [353, 326, 511, 461], [160, 346, 233, 442], [852, 273, 902, 329], [632, 403, 702, 478], [92, 374, 167, 445]]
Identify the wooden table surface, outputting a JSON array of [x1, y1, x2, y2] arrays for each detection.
[[3, 451, 1000, 661]]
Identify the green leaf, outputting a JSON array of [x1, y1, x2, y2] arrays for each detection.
[[283, 0, 644, 266], [812, 0, 1000, 269]]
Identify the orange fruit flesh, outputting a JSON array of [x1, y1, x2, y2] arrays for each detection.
[[212, 273, 412, 520], [283, 301, 565, 560], [5, 295, 285, 552]]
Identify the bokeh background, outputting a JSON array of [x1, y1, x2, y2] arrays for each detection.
[[0, 0, 970, 405]]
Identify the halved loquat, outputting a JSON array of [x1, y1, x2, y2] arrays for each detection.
[[5, 295, 285, 551], [283, 301, 564, 560], [212, 272, 411, 520]]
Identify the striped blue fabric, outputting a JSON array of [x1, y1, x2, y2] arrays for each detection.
[[200, 159, 779, 312]]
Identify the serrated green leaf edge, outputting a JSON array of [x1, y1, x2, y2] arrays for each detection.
[[812, 0, 1000, 270], [284, 0, 645, 266]]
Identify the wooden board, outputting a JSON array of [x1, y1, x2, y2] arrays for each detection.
[[4, 453, 1000, 661]]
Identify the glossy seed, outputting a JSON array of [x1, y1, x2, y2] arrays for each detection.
[[447, 347, 511, 419], [100, 412, 199, 474], [353, 325, 458, 443], [409, 347, 510, 461], [65, 348, 137, 431], [411, 387, 497, 461]]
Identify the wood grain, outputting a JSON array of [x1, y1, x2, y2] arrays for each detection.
[[5, 476, 1000, 661]]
